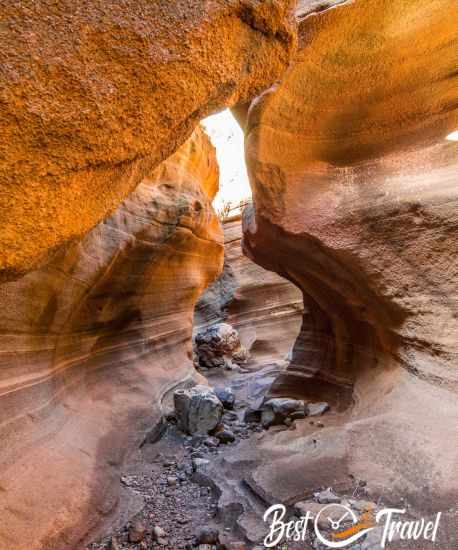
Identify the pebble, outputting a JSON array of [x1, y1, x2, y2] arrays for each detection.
[[128, 520, 147, 543], [215, 427, 235, 444], [153, 525, 168, 545], [314, 487, 341, 504], [214, 387, 235, 410], [167, 476, 178, 486]]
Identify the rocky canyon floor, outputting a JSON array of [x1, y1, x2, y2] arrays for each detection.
[[85, 355, 458, 550]]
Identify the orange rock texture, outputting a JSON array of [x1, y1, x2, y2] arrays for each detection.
[[242, 0, 458, 512], [0, 127, 223, 549], [0, 0, 296, 281]]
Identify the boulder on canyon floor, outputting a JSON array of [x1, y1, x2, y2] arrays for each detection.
[[194, 323, 249, 370], [174, 385, 223, 436]]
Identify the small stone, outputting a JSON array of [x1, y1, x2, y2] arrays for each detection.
[[128, 520, 147, 543], [196, 526, 219, 544], [167, 476, 178, 486], [214, 387, 235, 410], [244, 406, 262, 423], [307, 402, 330, 416], [153, 525, 167, 545], [177, 517, 190, 524], [215, 427, 235, 444], [110, 536, 121, 550], [314, 487, 341, 504]]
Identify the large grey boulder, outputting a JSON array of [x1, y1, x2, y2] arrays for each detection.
[[174, 385, 223, 435], [194, 323, 248, 369]]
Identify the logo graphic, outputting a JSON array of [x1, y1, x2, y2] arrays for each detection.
[[313, 503, 376, 548], [263, 501, 442, 548]]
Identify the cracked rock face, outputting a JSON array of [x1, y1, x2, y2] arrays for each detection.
[[174, 385, 223, 436], [0, 127, 223, 549], [242, 0, 458, 516], [0, 0, 297, 280]]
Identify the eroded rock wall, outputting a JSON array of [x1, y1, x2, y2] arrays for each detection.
[[0, 127, 223, 549], [195, 214, 303, 366], [0, 0, 296, 281], [242, 0, 458, 512]]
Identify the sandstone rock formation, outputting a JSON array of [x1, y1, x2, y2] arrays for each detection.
[[195, 214, 303, 366], [0, 0, 297, 280], [242, 0, 458, 515], [0, 127, 223, 549]]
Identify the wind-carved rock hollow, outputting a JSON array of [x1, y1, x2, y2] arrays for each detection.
[[0, 127, 224, 549], [242, 0, 458, 523]]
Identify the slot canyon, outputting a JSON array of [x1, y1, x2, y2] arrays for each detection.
[[0, 1, 457, 549]]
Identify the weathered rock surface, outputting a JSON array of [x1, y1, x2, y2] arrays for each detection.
[[0, 127, 223, 549], [0, 0, 297, 280], [194, 323, 248, 370], [260, 397, 306, 428], [195, 215, 304, 366], [241, 0, 458, 519], [174, 385, 223, 435]]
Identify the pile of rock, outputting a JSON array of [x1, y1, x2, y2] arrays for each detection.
[[173, 385, 238, 444], [194, 323, 249, 370], [244, 398, 330, 429]]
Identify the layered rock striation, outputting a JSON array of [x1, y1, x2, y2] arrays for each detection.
[[195, 214, 303, 366], [0, 127, 223, 549], [242, 0, 458, 513]]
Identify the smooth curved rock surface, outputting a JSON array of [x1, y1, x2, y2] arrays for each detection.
[[0, 0, 296, 280], [195, 215, 303, 366], [0, 127, 223, 549], [242, 0, 458, 514]]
